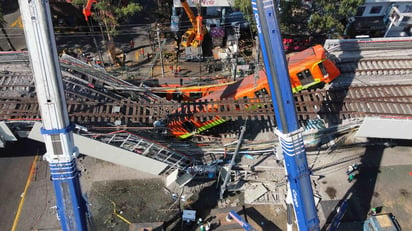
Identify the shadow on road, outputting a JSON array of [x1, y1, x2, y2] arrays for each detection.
[[0, 138, 45, 158], [321, 143, 393, 230]]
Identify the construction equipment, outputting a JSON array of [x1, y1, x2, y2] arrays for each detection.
[[19, 0, 88, 230], [364, 213, 401, 231], [251, 0, 320, 230], [227, 210, 257, 231], [82, 0, 123, 67], [180, 0, 207, 48], [83, 0, 97, 21]]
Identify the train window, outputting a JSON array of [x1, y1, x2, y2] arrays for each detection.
[[318, 62, 328, 77], [254, 88, 269, 98], [297, 69, 313, 85], [189, 92, 202, 99]]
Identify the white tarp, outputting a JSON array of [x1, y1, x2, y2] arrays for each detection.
[[173, 0, 234, 7], [356, 117, 412, 140]]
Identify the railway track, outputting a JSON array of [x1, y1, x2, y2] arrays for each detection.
[[324, 37, 412, 51], [1, 84, 411, 127], [337, 57, 412, 76], [1, 49, 412, 135]]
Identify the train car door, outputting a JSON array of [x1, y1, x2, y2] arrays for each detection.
[[296, 69, 314, 86]]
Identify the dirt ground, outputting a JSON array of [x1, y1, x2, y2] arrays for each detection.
[[84, 139, 412, 231], [10, 133, 412, 231], [88, 178, 293, 231], [89, 179, 177, 231]]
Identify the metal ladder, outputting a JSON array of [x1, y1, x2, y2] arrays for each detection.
[[89, 130, 197, 175]]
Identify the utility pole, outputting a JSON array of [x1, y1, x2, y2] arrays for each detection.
[[231, 24, 240, 81], [254, 36, 259, 87], [18, 0, 87, 230], [197, 1, 202, 84], [87, 20, 105, 71], [157, 24, 165, 78], [219, 125, 246, 199], [171, 7, 180, 75]]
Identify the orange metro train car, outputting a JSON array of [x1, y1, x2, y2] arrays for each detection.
[[155, 45, 340, 102], [201, 45, 341, 100], [167, 45, 341, 139]]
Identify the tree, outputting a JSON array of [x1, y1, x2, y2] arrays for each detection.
[[308, 0, 364, 38], [233, 0, 309, 35], [234, 0, 254, 23], [71, 0, 142, 40], [278, 0, 310, 34]]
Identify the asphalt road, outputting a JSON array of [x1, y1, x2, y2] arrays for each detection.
[[312, 142, 412, 230], [0, 138, 45, 231]]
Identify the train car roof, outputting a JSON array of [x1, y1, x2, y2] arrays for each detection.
[[287, 44, 324, 66], [199, 70, 267, 101]]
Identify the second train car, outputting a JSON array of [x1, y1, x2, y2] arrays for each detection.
[[154, 44, 339, 102], [167, 44, 340, 139]]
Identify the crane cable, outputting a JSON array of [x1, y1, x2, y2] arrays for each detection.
[[84, 2, 105, 70]]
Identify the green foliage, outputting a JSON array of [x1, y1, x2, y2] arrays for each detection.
[[234, 0, 255, 30], [308, 0, 364, 38], [233, 0, 310, 34], [339, 0, 365, 17], [234, 0, 253, 21], [70, 0, 84, 5], [278, 0, 309, 34], [114, 3, 142, 18], [308, 13, 344, 36], [69, 0, 142, 38]]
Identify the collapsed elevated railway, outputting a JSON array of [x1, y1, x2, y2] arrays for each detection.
[[1, 42, 412, 214], [1, 82, 411, 127], [0, 43, 412, 139]]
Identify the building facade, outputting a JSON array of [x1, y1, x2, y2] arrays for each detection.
[[348, 0, 412, 37]]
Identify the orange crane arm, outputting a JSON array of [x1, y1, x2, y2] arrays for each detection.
[[195, 15, 204, 41], [181, 0, 197, 28], [83, 0, 97, 21]]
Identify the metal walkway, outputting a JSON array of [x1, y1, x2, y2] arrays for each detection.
[[28, 122, 195, 176]]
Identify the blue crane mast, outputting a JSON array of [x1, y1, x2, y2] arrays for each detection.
[[18, 0, 88, 230], [251, 0, 320, 230]]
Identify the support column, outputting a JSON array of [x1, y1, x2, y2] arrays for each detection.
[[18, 0, 88, 230]]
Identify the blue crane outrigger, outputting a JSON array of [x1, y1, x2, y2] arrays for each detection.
[[251, 0, 320, 230]]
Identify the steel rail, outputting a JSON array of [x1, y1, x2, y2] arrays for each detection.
[[0, 84, 411, 126]]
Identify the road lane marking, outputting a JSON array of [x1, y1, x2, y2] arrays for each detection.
[[10, 16, 23, 28], [11, 155, 39, 231]]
